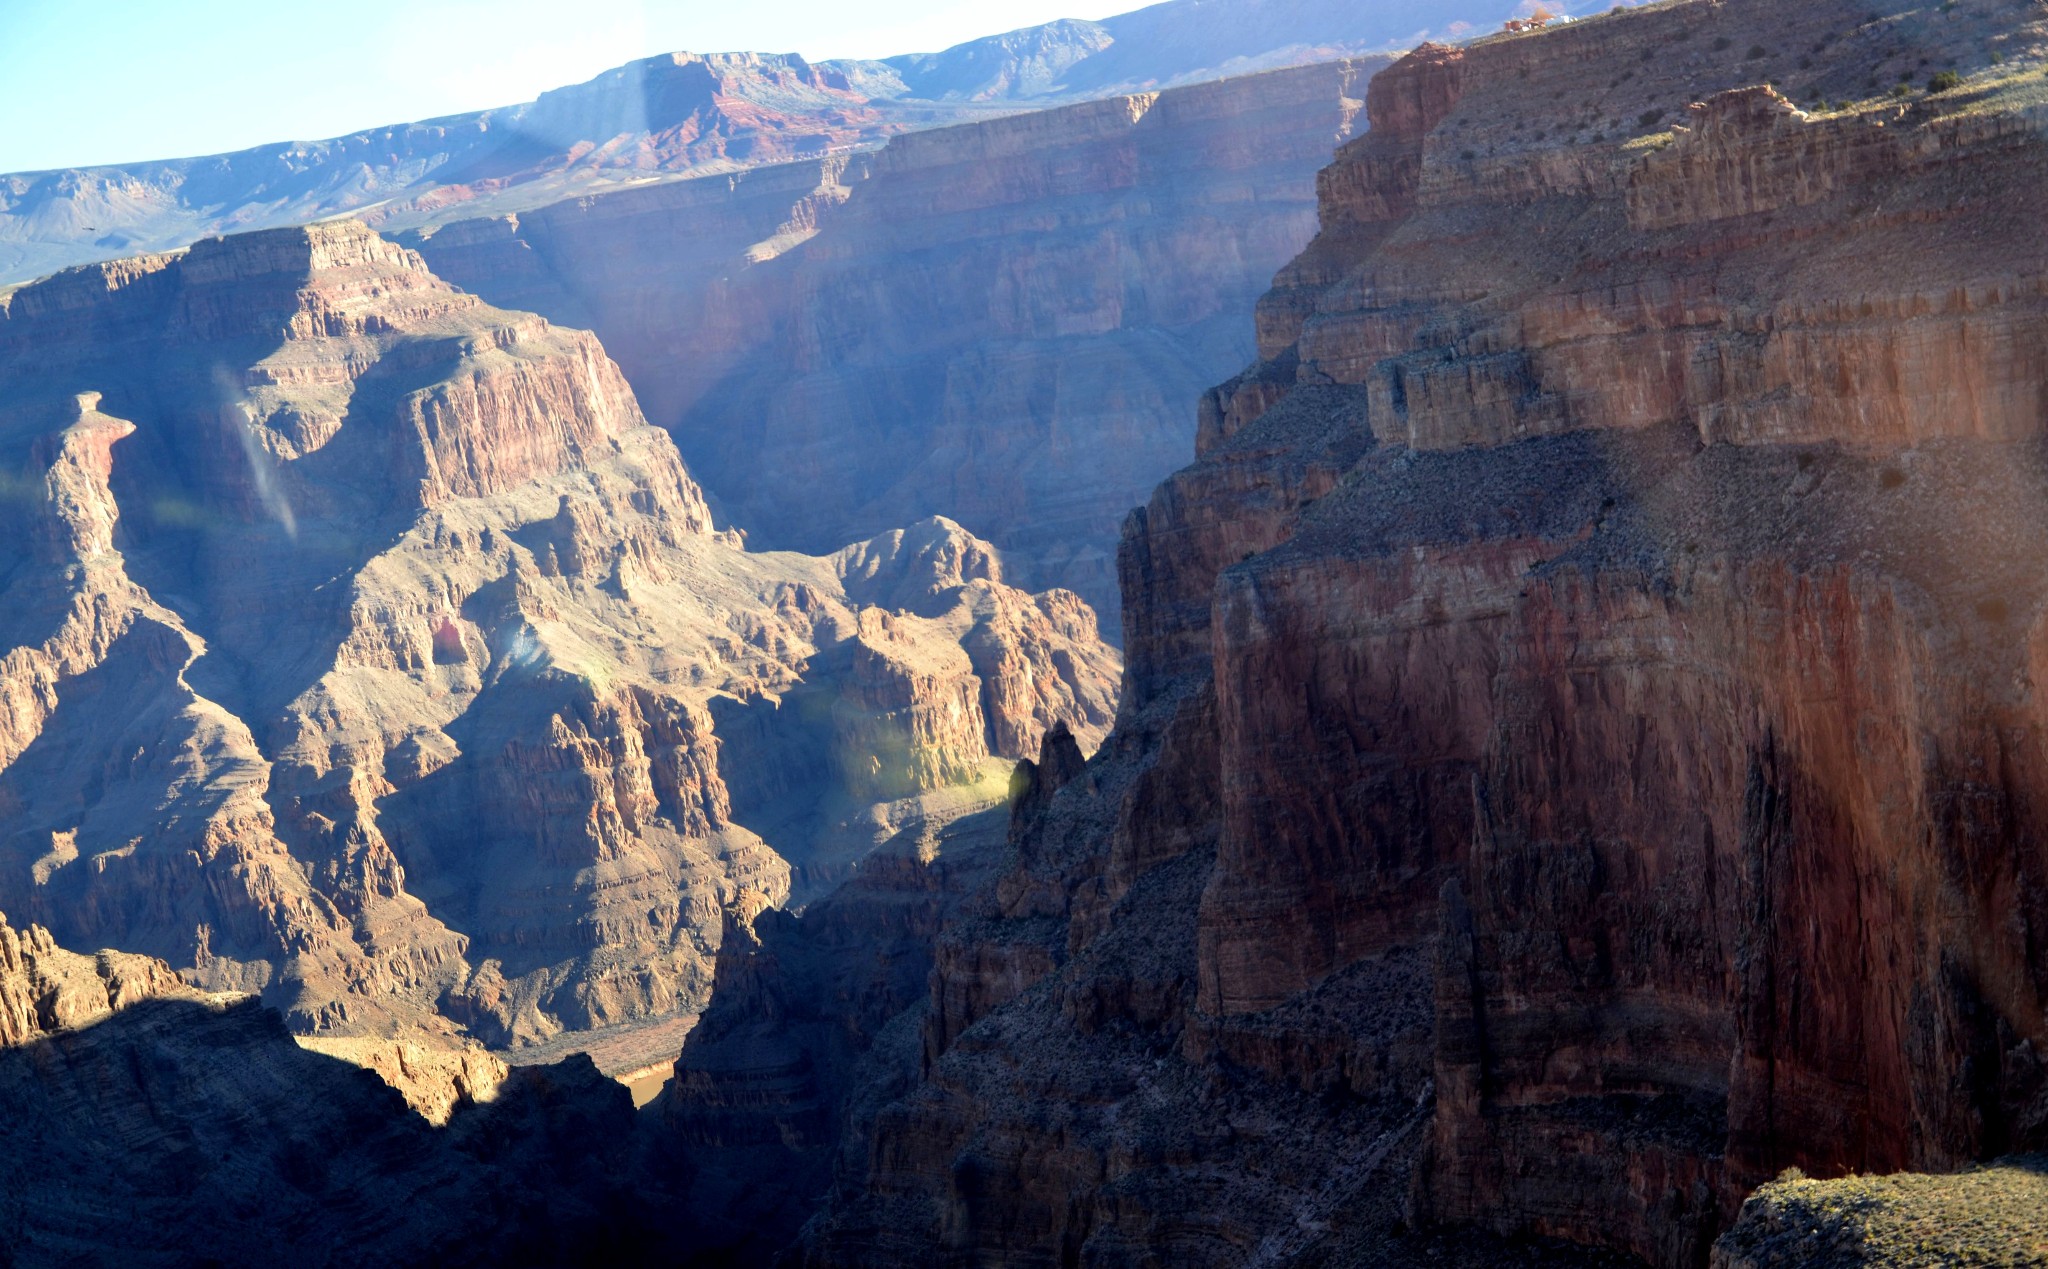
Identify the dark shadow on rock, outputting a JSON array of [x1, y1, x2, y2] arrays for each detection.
[[0, 995, 681, 1267]]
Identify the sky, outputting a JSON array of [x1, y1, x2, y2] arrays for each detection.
[[0, 0, 1146, 173]]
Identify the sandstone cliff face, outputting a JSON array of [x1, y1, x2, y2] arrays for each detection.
[[0, 220, 1117, 1050], [705, 2, 2048, 1264], [408, 58, 1387, 623]]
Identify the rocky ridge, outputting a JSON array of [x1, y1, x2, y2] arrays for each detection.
[[0, 0, 1586, 287], [0, 218, 1117, 1052], [650, 0, 2048, 1264]]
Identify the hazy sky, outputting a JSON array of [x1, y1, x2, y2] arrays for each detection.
[[0, 0, 1146, 173]]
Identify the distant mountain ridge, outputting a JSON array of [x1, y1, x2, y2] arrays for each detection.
[[0, 0, 1627, 285]]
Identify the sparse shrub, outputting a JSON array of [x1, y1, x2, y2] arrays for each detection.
[[1929, 69, 1962, 92], [1639, 107, 1665, 127], [1747, 44, 1769, 59], [1460, 149, 1477, 160], [1891, 82, 1913, 97], [1713, 35, 1733, 51]]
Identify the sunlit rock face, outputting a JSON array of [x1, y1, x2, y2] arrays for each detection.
[[648, 1, 2048, 1264], [0, 219, 1118, 1049], [406, 57, 1387, 626]]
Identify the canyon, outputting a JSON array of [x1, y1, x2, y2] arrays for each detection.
[[0, 217, 1118, 1056], [0, 905, 677, 1265], [1, 0, 2047, 1263]]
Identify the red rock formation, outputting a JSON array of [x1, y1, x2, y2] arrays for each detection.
[[0, 946, 677, 1263], [0, 907, 194, 1045], [757, 2, 2048, 1265]]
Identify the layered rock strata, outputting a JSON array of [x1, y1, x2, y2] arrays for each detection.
[[408, 57, 1388, 622], [665, 1, 2048, 1264], [0, 219, 1116, 1049]]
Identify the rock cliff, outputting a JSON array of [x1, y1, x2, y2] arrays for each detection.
[[0, 219, 1117, 1051], [651, 1, 2048, 1264], [410, 57, 1387, 624]]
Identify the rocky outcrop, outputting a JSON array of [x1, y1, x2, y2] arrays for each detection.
[[725, 1, 2048, 1265], [0, 219, 1117, 1051], [296, 1033, 510, 1124], [0, 907, 195, 1045], [1711, 1159, 2048, 1268], [409, 57, 1389, 622]]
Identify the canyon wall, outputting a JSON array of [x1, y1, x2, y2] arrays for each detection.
[[654, 1, 2048, 1264], [0, 219, 1117, 1051], [408, 57, 1388, 624]]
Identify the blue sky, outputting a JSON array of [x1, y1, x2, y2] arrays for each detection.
[[0, 0, 1144, 172]]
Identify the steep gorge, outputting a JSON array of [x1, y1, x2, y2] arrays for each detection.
[[657, 1, 2048, 1264]]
